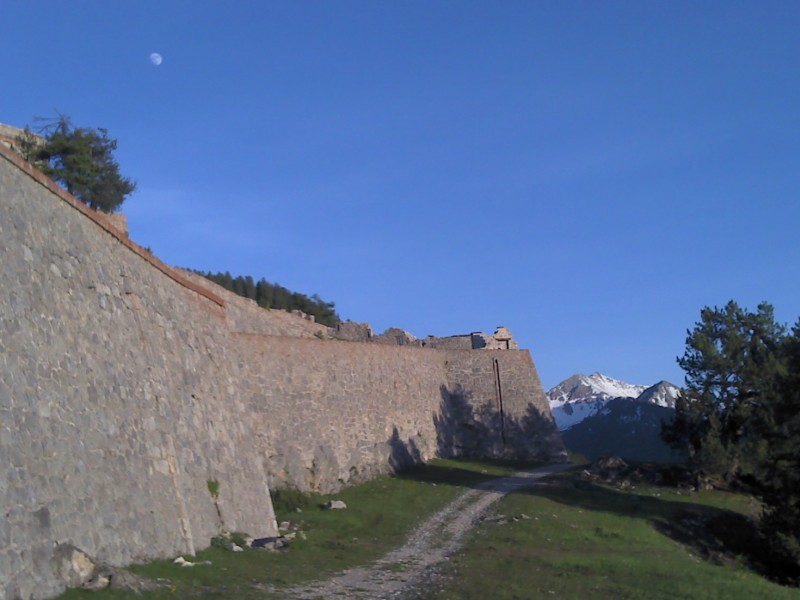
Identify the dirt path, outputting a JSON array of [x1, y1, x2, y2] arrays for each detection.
[[269, 463, 573, 600]]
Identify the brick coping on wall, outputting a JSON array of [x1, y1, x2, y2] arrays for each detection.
[[0, 142, 225, 308]]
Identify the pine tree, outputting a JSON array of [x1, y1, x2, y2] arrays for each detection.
[[255, 280, 271, 308], [662, 301, 785, 480], [663, 303, 800, 581], [191, 270, 340, 326], [232, 276, 246, 298], [758, 323, 800, 581], [21, 115, 136, 213], [243, 275, 256, 301]]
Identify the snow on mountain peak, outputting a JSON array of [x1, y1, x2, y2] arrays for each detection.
[[636, 380, 681, 408], [546, 373, 679, 431], [547, 372, 647, 409]]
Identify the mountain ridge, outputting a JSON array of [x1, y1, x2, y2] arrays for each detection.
[[547, 372, 680, 431], [547, 372, 683, 462]]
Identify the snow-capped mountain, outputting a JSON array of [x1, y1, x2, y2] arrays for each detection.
[[548, 372, 649, 407], [636, 380, 681, 408], [547, 373, 683, 462], [547, 373, 679, 431], [548, 373, 648, 431]]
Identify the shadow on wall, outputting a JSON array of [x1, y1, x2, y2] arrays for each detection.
[[388, 427, 423, 471], [434, 384, 564, 461], [297, 391, 565, 492]]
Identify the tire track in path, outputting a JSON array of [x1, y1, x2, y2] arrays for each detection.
[[268, 463, 573, 600]]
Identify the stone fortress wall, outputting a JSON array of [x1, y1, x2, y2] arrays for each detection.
[[0, 123, 29, 148], [331, 320, 519, 350], [0, 141, 564, 600]]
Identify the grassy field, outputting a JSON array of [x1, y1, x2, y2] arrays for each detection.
[[57, 459, 525, 600], [425, 470, 799, 600], [56, 460, 800, 599]]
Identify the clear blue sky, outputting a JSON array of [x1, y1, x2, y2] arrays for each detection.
[[4, 1, 799, 389]]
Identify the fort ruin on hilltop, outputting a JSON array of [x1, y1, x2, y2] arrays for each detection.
[[0, 138, 565, 599]]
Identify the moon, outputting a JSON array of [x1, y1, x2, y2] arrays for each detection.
[[149, 52, 163, 66]]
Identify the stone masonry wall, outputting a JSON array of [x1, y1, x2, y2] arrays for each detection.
[[178, 269, 330, 339], [441, 350, 563, 460], [234, 336, 563, 493], [235, 335, 447, 491], [0, 144, 564, 599], [0, 149, 278, 600], [228, 335, 563, 495]]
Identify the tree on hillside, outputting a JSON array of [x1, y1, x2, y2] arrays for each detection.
[[662, 301, 786, 480], [193, 270, 341, 327], [663, 301, 800, 582], [18, 115, 135, 213], [758, 324, 800, 581]]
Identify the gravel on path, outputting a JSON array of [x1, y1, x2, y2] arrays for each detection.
[[267, 463, 573, 600]]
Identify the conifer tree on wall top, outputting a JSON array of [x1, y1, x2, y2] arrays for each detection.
[[17, 115, 136, 213]]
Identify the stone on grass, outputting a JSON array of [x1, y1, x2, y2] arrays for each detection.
[[483, 514, 506, 523], [54, 544, 168, 594], [252, 536, 283, 550], [82, 575, 110, 591], [174, 556, 203, 567]]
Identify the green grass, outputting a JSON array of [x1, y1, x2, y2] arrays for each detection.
[[56, 461, 800, 600], [57, 458, 531, 600], [425, 471, 799, 600], [205, 479, 220, 499]]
